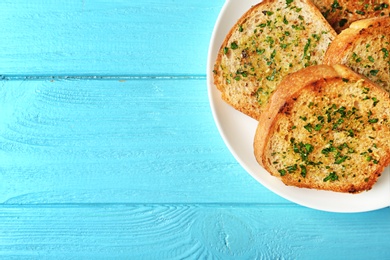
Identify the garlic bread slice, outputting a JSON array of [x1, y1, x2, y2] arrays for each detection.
[[213, 0, 336, 120], [254, 65, 390, 193], [324, 17, 390, 93]]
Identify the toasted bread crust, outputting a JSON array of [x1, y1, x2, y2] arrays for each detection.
[[324, 17, 390, 93], [213, 0, 336, 120], [311, 0, 390, 33], [254, 65, 390, 193]]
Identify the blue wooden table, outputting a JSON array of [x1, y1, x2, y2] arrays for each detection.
[[1, 1, 389, 259]]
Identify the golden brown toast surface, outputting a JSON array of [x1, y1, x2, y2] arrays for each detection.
[[213, 0, 336, 120], [324, 17, 390, 93], [254, 65, 390, 193], [311, 0, 390, 33]]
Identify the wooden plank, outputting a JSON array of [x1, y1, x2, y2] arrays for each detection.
[[0, 78, 285, 204], [0, 204, 389, 259], [0, 0, 224, 76]]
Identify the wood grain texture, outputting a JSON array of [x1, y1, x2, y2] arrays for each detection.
[[1, 0, 390, 258], [0, 0, 224, 76], [1, 204, 389, 259], [0, 78, 285, 204]]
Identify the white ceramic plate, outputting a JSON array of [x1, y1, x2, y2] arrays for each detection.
[[207, 0, 390, 213]]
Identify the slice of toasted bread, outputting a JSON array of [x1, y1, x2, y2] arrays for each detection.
[[213, 0, 336, 121], [324, 17, 390, 93], [254, 64, 390, 193], [311, 0, 390, 33]]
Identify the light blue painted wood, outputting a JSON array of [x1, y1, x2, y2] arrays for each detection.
[[0, 0, 224, 76], [0, 78, 285, 205], [0, 204, 389, 259], [1, 0, 390, 259]]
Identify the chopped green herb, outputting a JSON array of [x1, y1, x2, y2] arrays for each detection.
[[370, 70, 379, 76], [287, 164, 298, 173], [223, 47, 229, 54], [323, 172, 338, 182], [280, 43, 288, 49], [382, 48, 389, 58], [291, 139, 314, 163], [372, 97, 379, 107], [314, 124, 323, 131], [283, 16, 288, 25], [266, 36, 275, 46], [326, 112, 332, 123], [331, 0, 341, 12], [303, 38, 311, 61], [236, 69, 248, 77], [336, 106, 346, 117], [292, 24, 305, 30], [335, 155, 348, 164], [322, 147, 335, 156], [374, 3, 389, 10], [368, 110, 373, 118], [312, 33, 321, 41], [270, 49, 276, 60], [332, 118, 344, 130], [300, 165, 307, 178], [321, 140, 336, 156], [304, 123, 313, 133], [266, 68, 277, 81], [305, 143, 314, 153], [337, 143, 349, 150], [278, 169, 287, 176], [256, 48, 265, 55]]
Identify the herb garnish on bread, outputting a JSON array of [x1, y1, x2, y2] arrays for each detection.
[[213, 0, 336, 120], [311, 0, 390, 33], [324, 17, 390, 93], [254, 65, 390, 193]]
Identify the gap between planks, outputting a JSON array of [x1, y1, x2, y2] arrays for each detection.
[[0, 75, 207, 81], [0, 202, 295, 209]]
